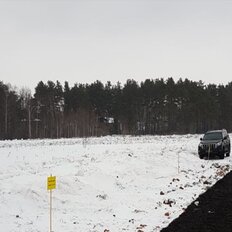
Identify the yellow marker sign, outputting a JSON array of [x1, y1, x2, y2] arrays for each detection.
[[47, 176, 56, 190], [47, 175, 56, 232]]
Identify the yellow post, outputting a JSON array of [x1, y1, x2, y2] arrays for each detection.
[[47, 175, 56, 232], [208, 145, 210, 160]]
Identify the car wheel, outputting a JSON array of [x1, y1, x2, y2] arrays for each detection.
[[219, 150, 225, 159], [199, 154, 204, 159], [227, 145, 231, 157]]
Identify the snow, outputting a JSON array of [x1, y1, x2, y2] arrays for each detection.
[[0, 134, 231, 232]]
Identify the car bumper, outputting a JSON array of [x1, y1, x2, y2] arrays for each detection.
[[198, 146, 223, 157]]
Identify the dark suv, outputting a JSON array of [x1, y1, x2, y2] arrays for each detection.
[[198, 129, 230, 159]]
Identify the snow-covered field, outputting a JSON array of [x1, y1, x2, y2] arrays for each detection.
[[0, 135, 231, 232]]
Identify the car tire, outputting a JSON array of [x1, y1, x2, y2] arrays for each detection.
[[226, 145, 231, 157], [219, 149, 225, 159], [199, 154, 204, 159]]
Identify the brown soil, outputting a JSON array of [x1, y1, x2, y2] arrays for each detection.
[[161, 171, 232, 232]]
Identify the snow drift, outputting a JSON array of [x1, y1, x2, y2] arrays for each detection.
[[0, 135, 231, 232]]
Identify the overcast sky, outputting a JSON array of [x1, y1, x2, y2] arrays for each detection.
[[0, 0, 232, 91]]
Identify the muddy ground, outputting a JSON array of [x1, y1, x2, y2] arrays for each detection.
[[161, 170, 232, 232]]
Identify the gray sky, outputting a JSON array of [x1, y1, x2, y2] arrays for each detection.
[[0, 0, 232, 91]]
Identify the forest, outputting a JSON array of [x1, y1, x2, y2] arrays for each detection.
[[1, 78, 232, 140]]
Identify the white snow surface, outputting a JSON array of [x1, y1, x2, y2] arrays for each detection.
[[0, 134, 231, 232]]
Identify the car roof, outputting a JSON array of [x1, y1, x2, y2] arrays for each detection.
[[206, 130, 225, 133]]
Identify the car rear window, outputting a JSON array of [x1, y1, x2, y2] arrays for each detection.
[[203, 132, 223, 140]]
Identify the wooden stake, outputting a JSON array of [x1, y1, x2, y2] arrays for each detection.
[[47, 174, 56, 232], [50, 189, 52, 232]]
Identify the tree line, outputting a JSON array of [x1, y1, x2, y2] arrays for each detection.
[[1, 78, 232, 140]]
